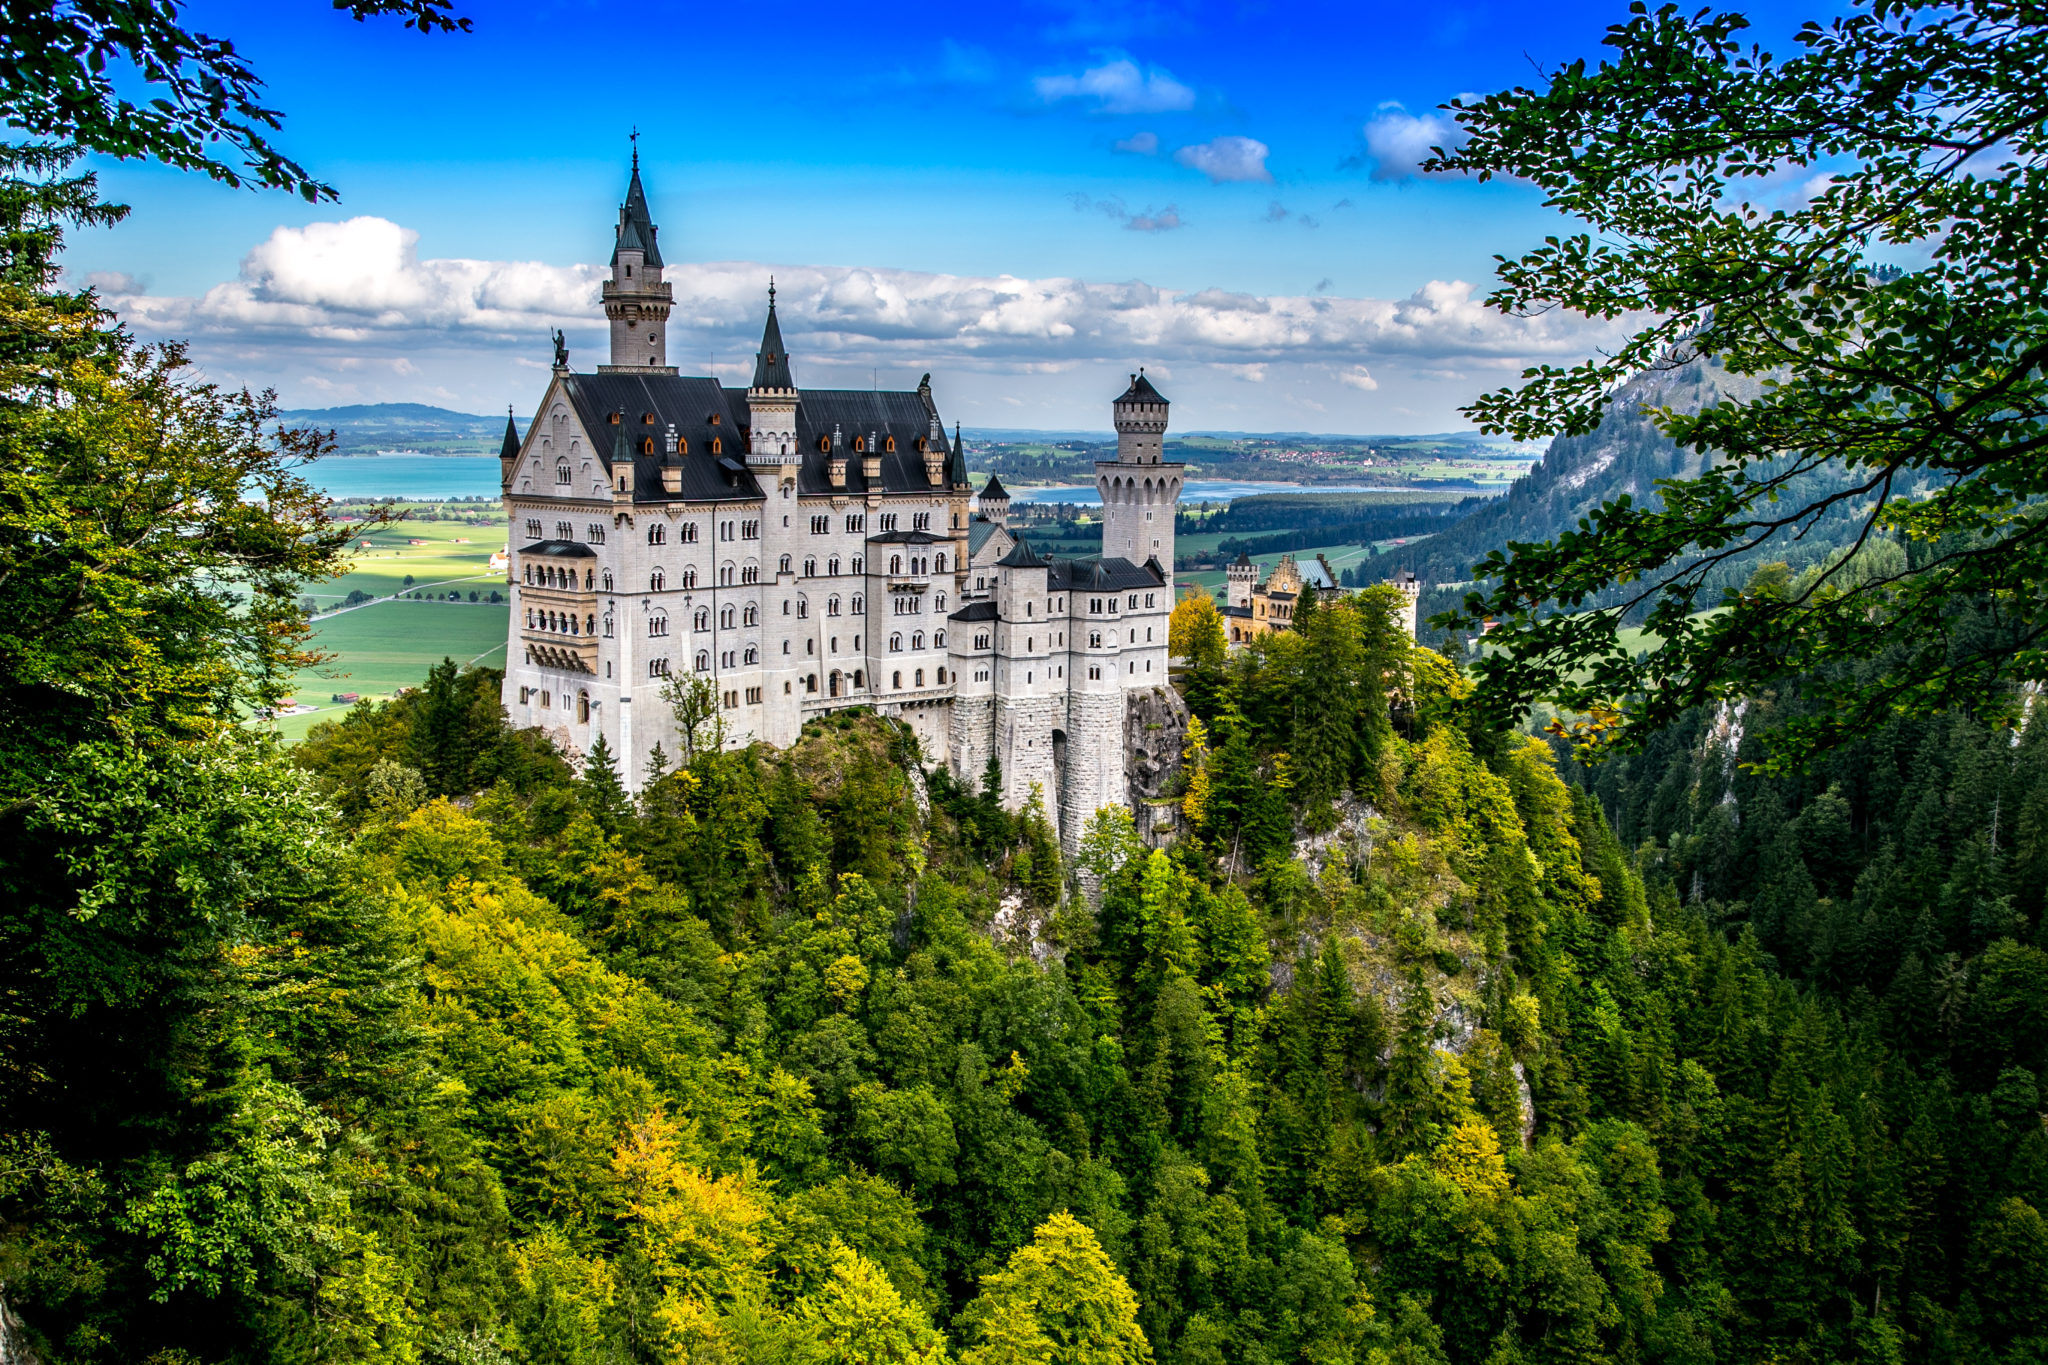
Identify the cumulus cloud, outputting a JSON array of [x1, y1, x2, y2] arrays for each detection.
[[1114, 130, 1160, 155], [1174, 135, 1271, 183], [101, 215, 1627, 421], [1357, 104, 1465, 181], [1035, 58, 1194, 114]]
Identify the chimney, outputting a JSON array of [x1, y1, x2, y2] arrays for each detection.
[[863, 428, 882, 483], [661, 460, 682, 494]]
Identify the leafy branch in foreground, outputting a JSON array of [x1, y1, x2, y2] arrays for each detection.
[[1431, 0, 2048, 769], [0, 0, 472, 201]]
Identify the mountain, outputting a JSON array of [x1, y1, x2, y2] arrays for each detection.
[[280, 403, 514, 456]]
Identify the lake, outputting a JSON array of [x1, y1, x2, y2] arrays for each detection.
[[307, 460, 1404, 508], [310, 455, 504, 501]]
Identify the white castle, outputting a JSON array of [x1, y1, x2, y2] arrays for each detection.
[[499, 158, 1183, 843]]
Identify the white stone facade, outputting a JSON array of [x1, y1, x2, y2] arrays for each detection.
[[499, 164, 1180, 847]]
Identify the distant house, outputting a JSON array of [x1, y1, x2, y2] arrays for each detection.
[[407, 537, 429, 545], [1223, 553, 1422, 643]]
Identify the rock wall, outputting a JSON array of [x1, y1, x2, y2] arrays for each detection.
[[1124, 684, 1189, 846]]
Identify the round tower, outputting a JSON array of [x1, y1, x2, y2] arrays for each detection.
[[1226, 551, 1258, 611], [1097, 368, 1182, 570], [746, 282, 799, 467], [977, 472, 1011, 528], [600, 146, 676, 374]]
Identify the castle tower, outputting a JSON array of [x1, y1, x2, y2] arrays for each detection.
[[601, 148, 676, 373], [977, 472, 1011, 528], [1387, 569, 1423, 639], [1098, 369, 1182, 569], [747, 283, 799, 465], [1226, 551, 1257, 611]]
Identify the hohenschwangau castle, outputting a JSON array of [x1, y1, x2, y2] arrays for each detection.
[[500, 159, 1183, 843]]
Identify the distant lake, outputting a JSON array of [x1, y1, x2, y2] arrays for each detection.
[[308, 462, 1417, 507], [1008, 480, 1404, 507], [310, 455, 503, 501]]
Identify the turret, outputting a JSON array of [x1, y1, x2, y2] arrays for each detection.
[[1227, 551, 1257, 611], [1097, 368, 1183, 570], [978, 472, 1011, 529], [497, 406, 521, 484], [601, 146, 676, 373], [746, 282, 798, 468], [1112, 368, 1169, 464]]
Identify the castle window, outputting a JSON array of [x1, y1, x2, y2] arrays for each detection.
[[890, 555, 903, 575], [603, 614, 614, 637], [797, 597, 809, 619], [1128, 594, 1139, 609], [1089, 666, 1101, 680], [779, 554, 792, 573], [885, 436, 896, 452], [851, 595, 864, 613], [936, 667, 947, 683], [934, 592, 946, 611], [650, 569, 666, 591], [694, 608, 709, 631], [649, 613, 668, 637], [721, 565, 734, 585], [892, 671, 902, 689], [914, 668, 924, 686], [649, 524, 667, 545], [711, 438, 723, 455], [845, 514, 864, 533], [723, 690, 738, 709], [744, 645, 758, 664], [879, 513, 897, 532], [556, 521, 574, 540], [742, 565, 759, 584], [1145, 593, 1155, 608], [827, 595, 841, 616], [743, 604, 759, 626], [721, 606, 736, 629], [681, 523, 699, 543], [912, 632, 924, 650], [889, 633, 902, 652], [935, 631, 946, 648], [852, 669, 864, 687], [650, 657, 671, 677], [912, 512, 929, 531], [609, 413, 621, 424], [803, 557, 816, 576], [525, 518, 542, 539], [819, 435, 831, 453], [677, 437, 688, 454], [747, 686, 763, 705], [934, 553, 946, 572], [827, 556, 841, 575], [641, 438, 654, 455], [1090, 632, 1101, 647], [587, 523, 606, 543], [681, 568, 697, 589], [853, 435, 865, 453], [851, 556, 864, 575], [810, 515, 829, 534]]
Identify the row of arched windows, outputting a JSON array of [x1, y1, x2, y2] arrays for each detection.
[[525, 608, 594, 636], [886, 630, 947, 651], [525, 563, 593, 590]]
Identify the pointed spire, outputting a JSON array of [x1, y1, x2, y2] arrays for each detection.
[[499, 407, 520, 461], [751, 281, 795, 390], [611, 145, 663, 269]]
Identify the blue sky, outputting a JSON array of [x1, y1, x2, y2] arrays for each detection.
[[68, 0, 1825, 432]]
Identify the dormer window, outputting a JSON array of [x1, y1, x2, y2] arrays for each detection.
[[853, 436, 866, 453], [710, 437, 723, 455], [641, 437, 655, 455], [643, 413, 655, 424], [884, 436, 896, 452], [609, 412, 621, 425], [818, 436, 832, 453], [709, 413, 721, 425]]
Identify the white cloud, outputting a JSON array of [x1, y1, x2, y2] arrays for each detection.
[[1114, 130, 1159, 155], [1174, 136, 1271, 184], [100, 216, 1627, 427], [1035, 59, 1194, 114], [1359, 105, 1465, 181]]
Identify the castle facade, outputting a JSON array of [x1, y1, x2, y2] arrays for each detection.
[[499, 160, 1181, 843]]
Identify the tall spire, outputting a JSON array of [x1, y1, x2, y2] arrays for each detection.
[[751, 280, 795, 390], [499, 406, 520, 462], [612, 142, 662, 269]]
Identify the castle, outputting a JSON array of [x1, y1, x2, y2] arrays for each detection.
[[499, 158, 1181, 844]]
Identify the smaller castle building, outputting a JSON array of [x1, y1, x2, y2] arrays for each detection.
[[1220, 553, 1423, 643]]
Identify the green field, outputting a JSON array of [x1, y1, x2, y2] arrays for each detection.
[[315, 517, 506, 607], [263, 518, 513, 742]]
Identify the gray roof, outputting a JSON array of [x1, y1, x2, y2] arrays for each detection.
[[1299, 557, 1336, 590], [725, 386, 967, 497], [751, 286, 794, 390], [520, 539, 597, 558], [560, 372, 763, 504], [978, 471, 1010, 501], [967, 518, 1007, 557], [996, 537, 1045, 568], [949, 600, 999, 622], [869, 529, 951, 546], [612, 161, 664, 268], [499, 412, 521, 462], [1116, 370, 1167, 405], [1047, 556, 1164, 591]]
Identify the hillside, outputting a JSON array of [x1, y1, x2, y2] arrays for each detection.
[[281, 402, 514, 455]]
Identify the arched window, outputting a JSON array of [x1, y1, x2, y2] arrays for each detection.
[[915, 668, 924, 686], [851, 556, 864, 574], [935, 592, 947, 611], [743, 604, 758, 626], [935, 552, 946, 572], [650, 568, 665, 591], [851, 594, 865, 614], [695, 650, 710, 671], [911, 631, 924, 650], [524, 608, 534, 628], [649, 524, 666, 545], [829, 671, 841, 697], [649, 613, 668, 637], [720, 565, 734, 586], [892, 671, 902, 689], [852, 669, 864, 688], [603, 614, 614, 637], [935, 630, 947, 648], [827, 556, 840, 575], [601, 570, 613, 591], [694, 608, 709, 631], [555, 462, 571, 485], [681, 568, 697, 589], [890, 555, 903, 574], [889, 633, 902, 651], [827, 595, 841, 616], [936, 666, 947, 684], [806, 673, 818, 691], [641, 437, 654, 455], [721, 606, 736, 629], [743, 645, 758, 664], [779, 554, 792, 573], [884, 435, 896, 452], [803, 557, 816, 577], [796, 597, 809, 619]]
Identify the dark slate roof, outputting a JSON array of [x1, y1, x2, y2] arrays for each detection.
[[949, 601, 999, 622], [751, 287, 794, 390], [559, 371, 763, 504], [520, 539, 597, 558], [724, 386, 967, 497], [967, 519, 1007, 558], [1046, 556, 1165, 591], [869, 529, 951, 546], [946, 423, 968, 486], [499, 411, 522, 461], [1222, 604, 1253, 618], [1116, 370, 1168, 405], [978, 472, 1010, 501], [1233, 550, 1252, 567], [612, 161, 663, 268], [996, 538, 1045, 568]]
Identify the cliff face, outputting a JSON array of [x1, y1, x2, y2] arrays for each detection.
[[1124, 685, 1189, 846]]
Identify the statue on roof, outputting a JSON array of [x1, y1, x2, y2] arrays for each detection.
[[551, 328, 568, 369]]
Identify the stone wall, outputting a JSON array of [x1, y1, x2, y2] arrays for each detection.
[[1124, 684, 1189, 846]]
